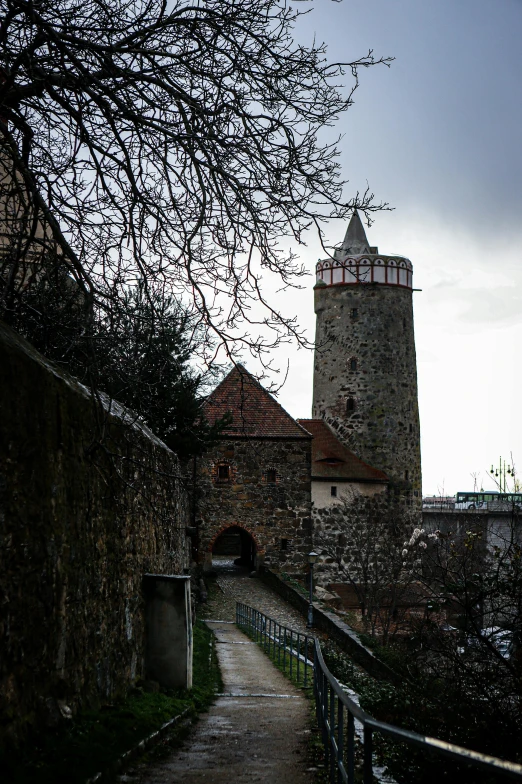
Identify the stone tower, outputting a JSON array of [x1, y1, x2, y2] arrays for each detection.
[[312, 211, 422, 500]]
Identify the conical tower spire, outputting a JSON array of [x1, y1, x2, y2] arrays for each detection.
[[341, 210, 370, 254]]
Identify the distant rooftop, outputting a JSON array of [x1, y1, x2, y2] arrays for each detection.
[[298, 419, 388, 482], [339, 210, 374, 255], [204, 364, 311, 439]]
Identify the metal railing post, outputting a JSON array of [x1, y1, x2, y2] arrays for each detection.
[[303, 635, 308, 689], [337, 699, 344, 784], [322, 671, 329, 768], [297, 633, 301, 684], [347, 712, 355, 784], [329, 687, 336, 782], [363, 725, 373, 784]]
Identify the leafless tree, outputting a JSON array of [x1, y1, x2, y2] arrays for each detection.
[[315, 493, 421, 644], [0, 0, 392, 369], [382, 503, 522, 760]]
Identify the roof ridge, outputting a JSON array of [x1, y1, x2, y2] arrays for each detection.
[[296, 418, 388, 480], [204, 364, 311, 439]]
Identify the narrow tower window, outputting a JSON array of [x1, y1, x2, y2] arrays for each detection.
[[346, 397, 356, 413], [349, 358, 358, 371], [265, 469, 277, 484], [218, 464, 230, 481], [350, 308, 359, 319], [405, 470, 409, 481], [331, 486, 338, 498]]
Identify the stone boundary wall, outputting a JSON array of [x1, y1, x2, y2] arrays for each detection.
[[260, 569, 402, 685], [0, 322, 191, 746]]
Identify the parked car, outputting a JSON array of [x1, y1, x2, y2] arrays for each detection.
[[458, 626, 513, 659]]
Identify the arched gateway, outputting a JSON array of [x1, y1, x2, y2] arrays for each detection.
[[195, 364, 313, 575], [205, 524, 258, 571]]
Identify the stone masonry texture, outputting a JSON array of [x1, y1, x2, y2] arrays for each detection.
[[196, 437, 313, 572], [0, 322, 191, 746], [313, 282, 422, 498]]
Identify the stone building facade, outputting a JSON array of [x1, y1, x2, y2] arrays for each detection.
[[193, 215, 422, 592], [195, 365, 313, 572], [312, 211, 422, 500]]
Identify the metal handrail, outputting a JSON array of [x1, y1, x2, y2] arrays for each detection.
[[236, 601, 522, 783], [236, 602, 314, 688]]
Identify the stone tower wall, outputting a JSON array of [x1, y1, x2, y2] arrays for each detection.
[[312, 281, 421, 498]]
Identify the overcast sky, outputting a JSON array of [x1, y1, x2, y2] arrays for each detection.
[[259, 0, 522, 496]]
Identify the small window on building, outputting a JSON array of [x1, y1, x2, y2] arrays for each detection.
[[349, 358, 358, 371], [218, 464, 230, 481], [331, 486, 338, 498], [346, 397, 356, 413], [405, 470, 409, 481], [351, 308, 359, 319], [409, 423, 413, 433], [265, 469, 277, 484], [281, 538, 289, 551]]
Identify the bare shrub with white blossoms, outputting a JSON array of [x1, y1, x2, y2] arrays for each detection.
[[314, 493, 423, 643]]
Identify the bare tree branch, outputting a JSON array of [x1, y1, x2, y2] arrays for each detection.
[[0, 0, 392, 366]]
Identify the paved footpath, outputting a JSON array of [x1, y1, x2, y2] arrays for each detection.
[[134, 620, 313, 784], [132, 563, 315, 783], [203, 558, 311, 633]]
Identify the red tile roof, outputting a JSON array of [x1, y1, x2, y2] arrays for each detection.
[[297, 419, 388, 482], [204, 365, 311, 439]]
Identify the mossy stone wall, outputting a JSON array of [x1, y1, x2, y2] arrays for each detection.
[[0, 322, 190, 746]]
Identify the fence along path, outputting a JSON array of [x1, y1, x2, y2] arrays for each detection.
[[129, 567, 522, 784], [132, 618, 314, 784], [236, 603, 522, 784]]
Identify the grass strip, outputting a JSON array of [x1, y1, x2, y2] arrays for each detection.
[[0, 619, 221, 784]]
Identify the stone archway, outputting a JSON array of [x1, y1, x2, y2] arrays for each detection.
[[204, 524, 260, 572]]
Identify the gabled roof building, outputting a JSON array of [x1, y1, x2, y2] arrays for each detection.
[[298, 418, 388, 508], [195, 213, 421, 583], [195, 365, 313, 572]]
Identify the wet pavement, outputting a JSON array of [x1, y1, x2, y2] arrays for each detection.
[[202, 557, 310, 634], [133, 621, 314, 783], [129, 561, 315, 783]]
